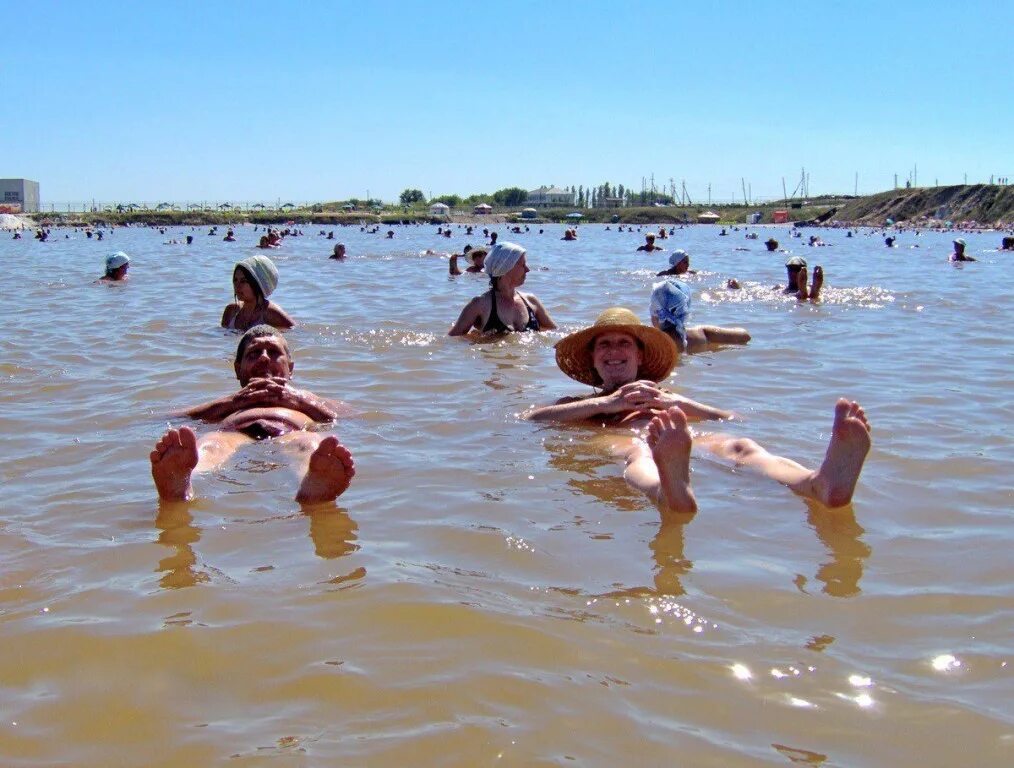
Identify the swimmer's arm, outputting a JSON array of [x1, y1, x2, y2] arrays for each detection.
[[276, 385, 351, 422], [655, 392, 735, 422], [180, 379, 286, 422], [182, 392, 247, 422], [221, 303, 238, 328], [448, 296, 482, 336], [525, 396, 610, 422], [265, 303, 296, 330], [449, 254, 463, 276], [524, 294, 558, 331]]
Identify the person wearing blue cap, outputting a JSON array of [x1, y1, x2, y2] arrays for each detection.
[[650, 279, 750, 354]]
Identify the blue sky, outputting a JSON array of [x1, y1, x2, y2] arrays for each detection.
[[6, 0, 1012, 205]]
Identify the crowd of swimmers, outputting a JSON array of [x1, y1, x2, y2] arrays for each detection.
[[6, 216, 1005, 520]]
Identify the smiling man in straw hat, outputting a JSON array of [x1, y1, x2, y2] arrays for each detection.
[[526, 308, 871, 516]]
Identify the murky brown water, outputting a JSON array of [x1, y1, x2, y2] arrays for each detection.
[[1, 223, 1011, 766]]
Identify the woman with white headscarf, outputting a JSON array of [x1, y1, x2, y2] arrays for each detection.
[[448, 242, 557, 336], [221, 254, 296, 332]]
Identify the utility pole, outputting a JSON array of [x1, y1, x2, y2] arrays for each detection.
[[782, 177, 788, 204], [741, 178, 747, 205], [854, 172, 858, 196], [894, 174, 898, 189], [707, 183, 711, 206]]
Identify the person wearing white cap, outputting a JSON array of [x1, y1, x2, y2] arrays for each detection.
[[655, 249, 696, 277], [448, 242, 557, 336], [99, 251, 131, 282], [221, 255, 296, 331], [525, 307, 872, 516]]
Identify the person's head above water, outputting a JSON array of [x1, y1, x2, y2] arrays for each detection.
[[668, 249, 690, 270], [765, 237, 779, 251], [466, 246, 488, 268], [484, 241, 527, 282], [953, 238, 966, 253], [234, 255, 279, 303], [785, 255, 807, 276], [104, 251, 130, 279], [650, 279, 692, 349], [233, 324, 293, 385], [554, 307, 678, 388]]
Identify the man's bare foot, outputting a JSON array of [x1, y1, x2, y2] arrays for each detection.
[[810, 265, 823, 300], [806, 399, 871, 507], [296, 436, 355, 504], [646, 406, 698, 515], [151, 426, 199, 502]]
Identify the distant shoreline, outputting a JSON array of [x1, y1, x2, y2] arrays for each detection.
[[16, 185, 1014, 229]]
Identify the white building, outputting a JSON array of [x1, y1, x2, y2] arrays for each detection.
[[526, 185, 573, 208], [0, 178, 40, 212]]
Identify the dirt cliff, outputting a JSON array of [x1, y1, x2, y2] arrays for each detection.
[[833, 185, 1014, 226]]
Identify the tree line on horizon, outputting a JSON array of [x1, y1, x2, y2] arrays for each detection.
[[396, 183, 677, 210]]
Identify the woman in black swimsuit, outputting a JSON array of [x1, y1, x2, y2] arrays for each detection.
[[448, 242, 558, 336]]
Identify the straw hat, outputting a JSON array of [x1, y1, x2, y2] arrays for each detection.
[[466, 246, 488, 266], [554, 307, 679, 386]]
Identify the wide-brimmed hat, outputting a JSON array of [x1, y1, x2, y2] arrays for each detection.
[[236, 255, 279, 297], [953, 238, 966, 247], [466, 246, 488, 267], [554, 307, 679, 386], [785, 256, 807, 268]]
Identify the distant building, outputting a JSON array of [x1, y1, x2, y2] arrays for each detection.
[[595, 197, 624, 209], [0, 178, 40, 213], [526, 185, 572, 208]]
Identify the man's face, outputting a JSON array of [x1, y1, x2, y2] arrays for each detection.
[[591, 332, 642, 388], [235, 335, 294, 385]]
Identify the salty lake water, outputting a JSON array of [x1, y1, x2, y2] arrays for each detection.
[[1, 221, 1011, 766]]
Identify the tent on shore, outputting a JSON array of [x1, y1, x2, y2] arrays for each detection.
[[697, 211, 720, 223]]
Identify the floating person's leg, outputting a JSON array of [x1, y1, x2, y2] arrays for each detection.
[[151, 427, 199, 502], [686, 325, 751, 351], [795, 265, 810, 299], [151, 426, 252, 501], [810, 265, 823, 301], [695, 399, 870, 508], [623, 406, 697, 516], [276, 432, 355, 503]]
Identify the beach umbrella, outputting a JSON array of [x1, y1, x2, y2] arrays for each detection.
[[566, 212, 583, 219]]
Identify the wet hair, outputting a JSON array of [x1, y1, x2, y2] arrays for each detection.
[[234, 264, 265, 304], [234, 324, 287, 369]]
